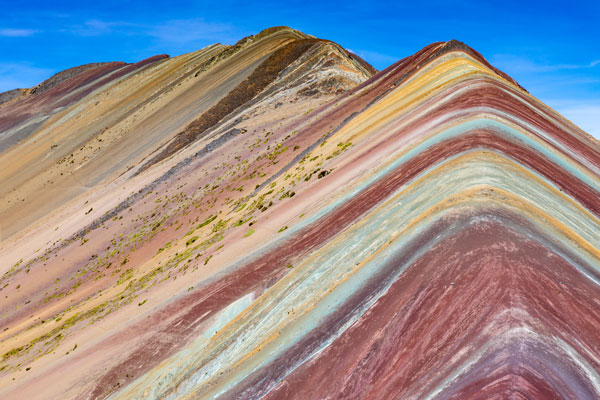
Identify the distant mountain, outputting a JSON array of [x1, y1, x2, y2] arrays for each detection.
[[1, 27, 598, 399]]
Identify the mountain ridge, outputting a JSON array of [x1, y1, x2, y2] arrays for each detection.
[[0, 26, 598, 399]]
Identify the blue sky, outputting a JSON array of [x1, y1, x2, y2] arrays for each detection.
[[1, 0, 598, 137]]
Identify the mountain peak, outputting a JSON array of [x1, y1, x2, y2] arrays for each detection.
[[1, 27, 598, 399]]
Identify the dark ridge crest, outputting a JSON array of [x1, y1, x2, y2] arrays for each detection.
[[29, 62, 116, 96], [139, 38, 320, 173]]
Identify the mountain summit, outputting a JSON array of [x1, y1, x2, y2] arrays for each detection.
[[1, 27, 599, 399]]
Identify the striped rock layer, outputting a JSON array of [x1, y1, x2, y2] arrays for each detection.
[[0, 28, 599, 399]]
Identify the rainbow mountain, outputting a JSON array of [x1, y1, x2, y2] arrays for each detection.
[[0, 26, 599, 399]]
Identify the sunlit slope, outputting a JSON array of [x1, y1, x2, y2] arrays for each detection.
[[0, 27, 373, 399], [0, 27, 311, 239], [113, 42, 600, 400], [0, 35, 598, 399]]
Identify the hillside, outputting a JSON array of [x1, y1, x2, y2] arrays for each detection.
[[0, 27, 599, 399]]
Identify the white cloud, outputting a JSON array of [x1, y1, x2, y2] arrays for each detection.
[[490, 54, 600, 73], [546, 100, 600, 139], [350, 49, 398, 69], [64, 18, 238, 52], [555, 105, 600, 139], [0, 28, 38, 37], [149, 19, 238, 46], [0, 63, 54, 92], [82, 19, 116, 35], [70, 19, 137, 36]]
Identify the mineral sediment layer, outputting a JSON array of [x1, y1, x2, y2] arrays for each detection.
[[0, 27, 598, 399]]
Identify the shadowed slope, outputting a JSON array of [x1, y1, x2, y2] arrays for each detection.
[[142, 38, 321, 170]]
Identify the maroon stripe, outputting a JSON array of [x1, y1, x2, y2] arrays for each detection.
[[260, 210, 600, 399], [86, 128, 598, 397]]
